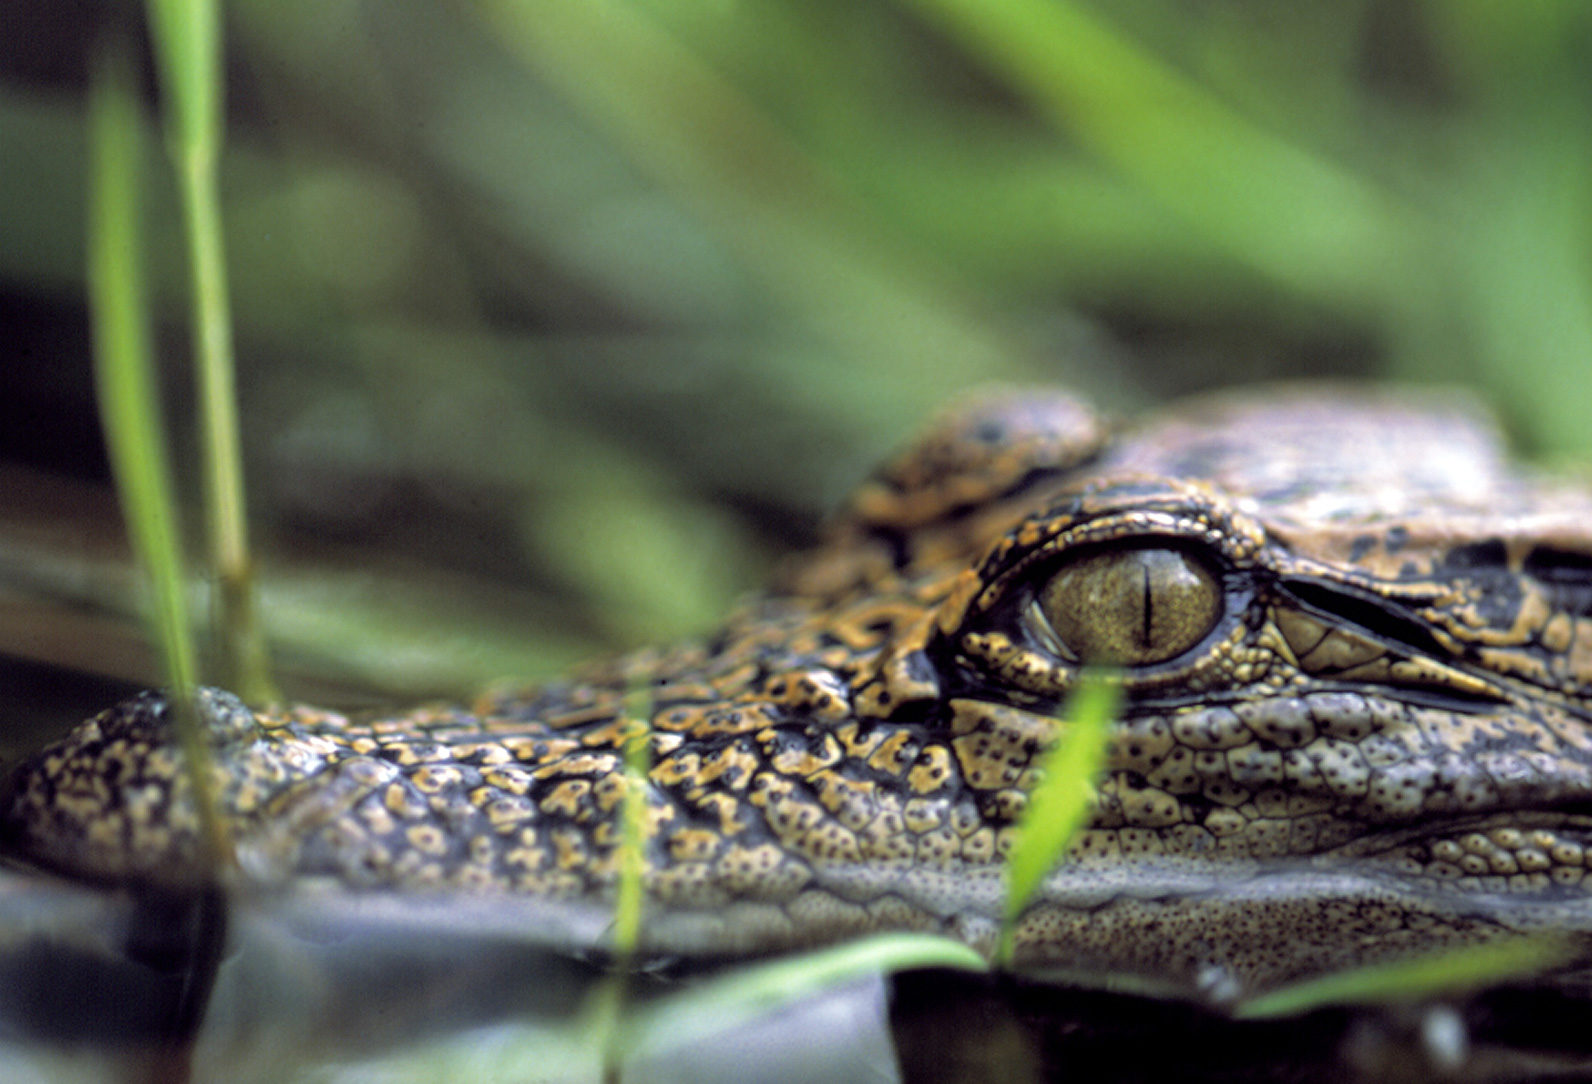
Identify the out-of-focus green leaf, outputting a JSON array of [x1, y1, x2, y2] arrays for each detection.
[[624, 932, 986, 1059], [998, 673, 1118, 966], [895, 0, 1409, 313], [1236, 935, 1576, 1018], [147, 0, 274, 701], [88, 39, 228, 863], [146, 0, 220, 155], [474, 0, 1034, 386]]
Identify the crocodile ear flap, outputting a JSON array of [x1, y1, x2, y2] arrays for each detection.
[[779, 390, 1111, 597]]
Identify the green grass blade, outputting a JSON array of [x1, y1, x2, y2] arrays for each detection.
[[612, 689, 654, 962], [474, 0, 1029, 388], [1236, 935, 1576, 1019], [594, 688, 655, 1083], [147, 0, 275, 703], [894, 0, 1407, 312], [624, 933, 986, 1060], [308, 934, 984, 1083], [88, 38, 230, 869], [998, 673, 1119, 966], [146, 0, 219, 155]]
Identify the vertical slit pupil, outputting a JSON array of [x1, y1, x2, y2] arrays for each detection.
[[1033, 543, 1222, 667], [1139, 563, 1153, 648]]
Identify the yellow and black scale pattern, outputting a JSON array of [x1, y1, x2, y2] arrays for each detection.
[[9, 386, 1592, 988]]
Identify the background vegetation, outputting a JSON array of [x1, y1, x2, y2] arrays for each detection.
[[6, 5, 1592, 1078], [4, 0, 1592, 731]]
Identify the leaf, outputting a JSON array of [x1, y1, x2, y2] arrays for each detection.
[[998, 673, 1119, 965], [147, 0, 273, 701], [89, 38, 229, 864], [1235, 935, 1576, 1019], [146, 0, 219, 154], [623, 932, 987, 1059]]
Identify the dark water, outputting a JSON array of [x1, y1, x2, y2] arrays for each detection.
[[6, 874, 1592, 1084]]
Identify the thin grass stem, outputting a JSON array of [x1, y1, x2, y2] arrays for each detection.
[[147, 0, 276, 703], [88, 38, 231, 871]]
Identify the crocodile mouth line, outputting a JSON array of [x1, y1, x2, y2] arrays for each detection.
[[1122, 681, 1512, 717], [1331, 810, 1592, 857]]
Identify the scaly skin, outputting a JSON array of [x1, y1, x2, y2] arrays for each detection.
[[7, 385, 1592, 995]]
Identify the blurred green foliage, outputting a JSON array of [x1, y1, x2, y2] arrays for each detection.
[[7, 6, 1592, 1072], [1234, 934, 1576, 1018], [999, 673, 1118, 966], [5, 0, 1592, 701]]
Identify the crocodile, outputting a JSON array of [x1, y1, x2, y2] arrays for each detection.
[[7, 384, 1592, 998]]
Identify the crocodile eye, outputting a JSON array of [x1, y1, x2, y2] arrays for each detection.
[[1030, 545, 1220, 666]]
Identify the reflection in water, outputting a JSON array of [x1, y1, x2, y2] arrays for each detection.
[[10, 872, 1592, 1083], [0, 874, 901, 1083]]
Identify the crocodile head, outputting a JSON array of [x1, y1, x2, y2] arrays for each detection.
[[8, 385, 1592, 995]]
